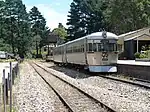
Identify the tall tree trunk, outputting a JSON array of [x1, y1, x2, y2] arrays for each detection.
[[48, 45, 50, 55], [39, 47, 41, 55], [11, 34, 15, 54], [36, 41, 38, 57]]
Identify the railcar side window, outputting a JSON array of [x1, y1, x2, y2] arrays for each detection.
[[93, 43, 97, 52], [109, 44, 114, 51], [88, 43, 93, 51], [98, 43, 102, 51], [81, 45, 84, 52]]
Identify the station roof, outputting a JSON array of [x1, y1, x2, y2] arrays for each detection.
[[118, 27, 150, 39], [46, 33, 64, 44], [125, 34, 150, 41], [117, 27, 150, 44]]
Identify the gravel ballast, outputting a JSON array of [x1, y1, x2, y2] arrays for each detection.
[[38, 61, 150, 112], [14, 62, 68, 112], [32, 63, 109, 112]]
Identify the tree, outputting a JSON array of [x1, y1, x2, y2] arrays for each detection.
[[29, 6, 47, 57], [58, 23, 64, 29], [0, 1, 5, 39], [4, 0, 32, 57], [81, 0, 106, 33], [39, 27, 50, 55], [67, 0, 85, 41], [67, 0, 150, 38], [106, 0, 150, 34], [66, 0, 106, 41], [52, 23, 67, 40]]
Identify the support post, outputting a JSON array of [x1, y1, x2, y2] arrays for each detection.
[[8, 73, 10, 90], [5, 79, 8, 105], [137, 39, 139, 53], [3, 69, 6, 112], [10, 62, 12, 112]]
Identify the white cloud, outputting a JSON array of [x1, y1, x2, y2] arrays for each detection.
[[54, 2, 60, 6], [26, 4, 68, 30]]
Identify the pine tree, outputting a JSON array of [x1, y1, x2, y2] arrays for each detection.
[[0, 1, 11, 52], [0, 1, 5, 38], [67, 0, 85, 41], [29, 6, 47, 57], [67, 0, 106, 41], [4, 0, 31, 57], [107, 0, 150, 34], [82, 0, 106, 33]]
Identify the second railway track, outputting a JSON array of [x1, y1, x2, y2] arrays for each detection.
[[99, 75, 150, 89], [30, 62, 116, 112]]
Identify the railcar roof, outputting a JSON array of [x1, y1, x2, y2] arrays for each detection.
[[56, 32, 118, 47], [87, 32, 118, 39]]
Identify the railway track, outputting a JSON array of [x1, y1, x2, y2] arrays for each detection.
[[30, 62, 116, 112], [39, 61, 150, 89], [99, 75, 150, 89]]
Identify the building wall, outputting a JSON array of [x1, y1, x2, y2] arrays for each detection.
[[124, 40, 135, 59]]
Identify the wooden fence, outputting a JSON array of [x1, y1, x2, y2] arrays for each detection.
[[1, 62, 19, 112]]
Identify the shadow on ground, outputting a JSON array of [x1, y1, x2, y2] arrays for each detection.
[[39, 61, 93, 79]]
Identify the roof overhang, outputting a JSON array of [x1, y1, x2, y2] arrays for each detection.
[[125, 34, 150, 41], [118, 27, 150, 43]]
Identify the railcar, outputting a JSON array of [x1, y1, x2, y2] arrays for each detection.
[[53, 31, 118, 72]]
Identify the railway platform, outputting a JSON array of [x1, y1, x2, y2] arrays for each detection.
[[117, 60, 150, 80], [117, 60, 150, 66]]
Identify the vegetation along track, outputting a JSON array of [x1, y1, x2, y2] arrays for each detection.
[[99, 75, 150, 89], [30, 62, 116, 112]]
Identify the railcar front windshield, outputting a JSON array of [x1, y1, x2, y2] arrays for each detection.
[[87, 39, 118, 52]]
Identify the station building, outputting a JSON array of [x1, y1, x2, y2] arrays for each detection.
[[118, 27, 150, 59], [44, 33, 64, 55]]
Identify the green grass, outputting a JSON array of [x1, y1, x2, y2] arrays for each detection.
[[0, 59, 16, 63], [1, 105, 17, 112]]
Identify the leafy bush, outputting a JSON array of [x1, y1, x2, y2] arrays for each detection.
[[134, 52, 140, 58], [147, 50, 150, 58], [139, 53, 147, 58]]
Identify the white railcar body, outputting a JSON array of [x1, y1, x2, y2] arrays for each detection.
[[53, 31, 118, 72]]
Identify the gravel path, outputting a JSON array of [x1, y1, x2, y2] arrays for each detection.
[[38, 61, 150, 112], [14, 62, 68, 112]]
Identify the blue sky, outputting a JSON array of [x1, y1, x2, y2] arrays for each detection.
[[22, 0, 72, 29]]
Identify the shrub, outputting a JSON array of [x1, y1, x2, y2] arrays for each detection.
[[139, 53, 147, 58], [134, 52, 140, 58]]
